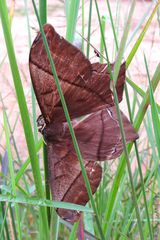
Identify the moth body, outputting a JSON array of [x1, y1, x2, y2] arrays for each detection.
[[29, 23, 138, 222]]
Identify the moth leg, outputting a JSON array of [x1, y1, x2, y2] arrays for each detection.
[[37, 114, 46, 133]]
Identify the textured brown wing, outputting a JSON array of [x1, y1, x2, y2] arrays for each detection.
[[44, 106, 138, 162], [47, 142, 102, 222], [29, 24, 91, 124], [43, 106, 138, 222], [29, 24, 126, 123], [91, 62, 126, 102], [74, 106, 138, 161], [51, 62, 126, 123]]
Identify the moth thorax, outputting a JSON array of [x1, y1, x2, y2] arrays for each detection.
[[42, 122, 66, 143]]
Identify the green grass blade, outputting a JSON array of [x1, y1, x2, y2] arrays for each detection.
[[119, 166, 155, 239], [65, 0, 80, 42], [126, 76, 160, 112], [134, 142, 154, 240], [24, 0, 38, 142], [144, 55, 160, 157], [39, 0, 47, 24], [0, 204, 10, 240], [3, 112, 22, 240], [81, 0, 85, 52], [86, 0, 93, 58], [50, 210, 60, 240], [113, 0, 136, 83], [126, 1, 154, 48], [68, 222, 79, 240], [0, 195, 93, 213], [38, 0, 51, 233], [105, 0, 119, 51], [126, 1, 160, 68], [100, 16, 106, 64], [125, 84, 154, 240], [144, 54, 160, 189], [0, 0, 49, 237]]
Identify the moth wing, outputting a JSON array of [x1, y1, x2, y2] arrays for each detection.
[[29, 23, 126, 123], [52, 62, 126, 122], [47, 142, 102, 222], [91, 61, 126, 102], [44, 105, 138, 222], [73, 106, 138, 161]]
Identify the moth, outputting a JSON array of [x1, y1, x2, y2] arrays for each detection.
[[29, 24, 138, 222]]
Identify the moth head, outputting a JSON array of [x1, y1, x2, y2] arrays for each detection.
[[37, 115, 46, 133], [42, 122, 66, 143]]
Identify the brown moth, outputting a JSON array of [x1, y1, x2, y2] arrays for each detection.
[[29, 24, 138, 222]]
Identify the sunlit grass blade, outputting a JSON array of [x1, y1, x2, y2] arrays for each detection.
[[57, 0, 80, 232], [145, 111, 159, 161], [126, 1, 160, 68], [133, 142, 154, 240], [81, 0, 85, 52], [127, 76, 160, 112], [50, 210, 60, 240], [68, 221, 79, 240], [24, 0, 38, 142], [126, 1, 154, 48], [0, 195, 93, 213], [65, 0, 80, 42], [144, 55, 160, 157], [86, 0, 93, 58], [39, 0, 47, 24], [113, 0, 136, 82], [38, 0, 51, 232], [105, 0, 118, 51], [99, 16, 106, 63], [144, 54, 160, 188]]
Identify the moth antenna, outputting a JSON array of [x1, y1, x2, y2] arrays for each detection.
[[76, 31, 107, 61], [30, 24, 39, 34]]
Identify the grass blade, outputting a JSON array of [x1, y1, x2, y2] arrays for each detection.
[[126, 1, 160, 68], [65, 0, 80, 42], [144, 54, 160, 189], [3, 112, 22, 239], [86, 0, 93, 58], [0, 0, 49, 237]]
